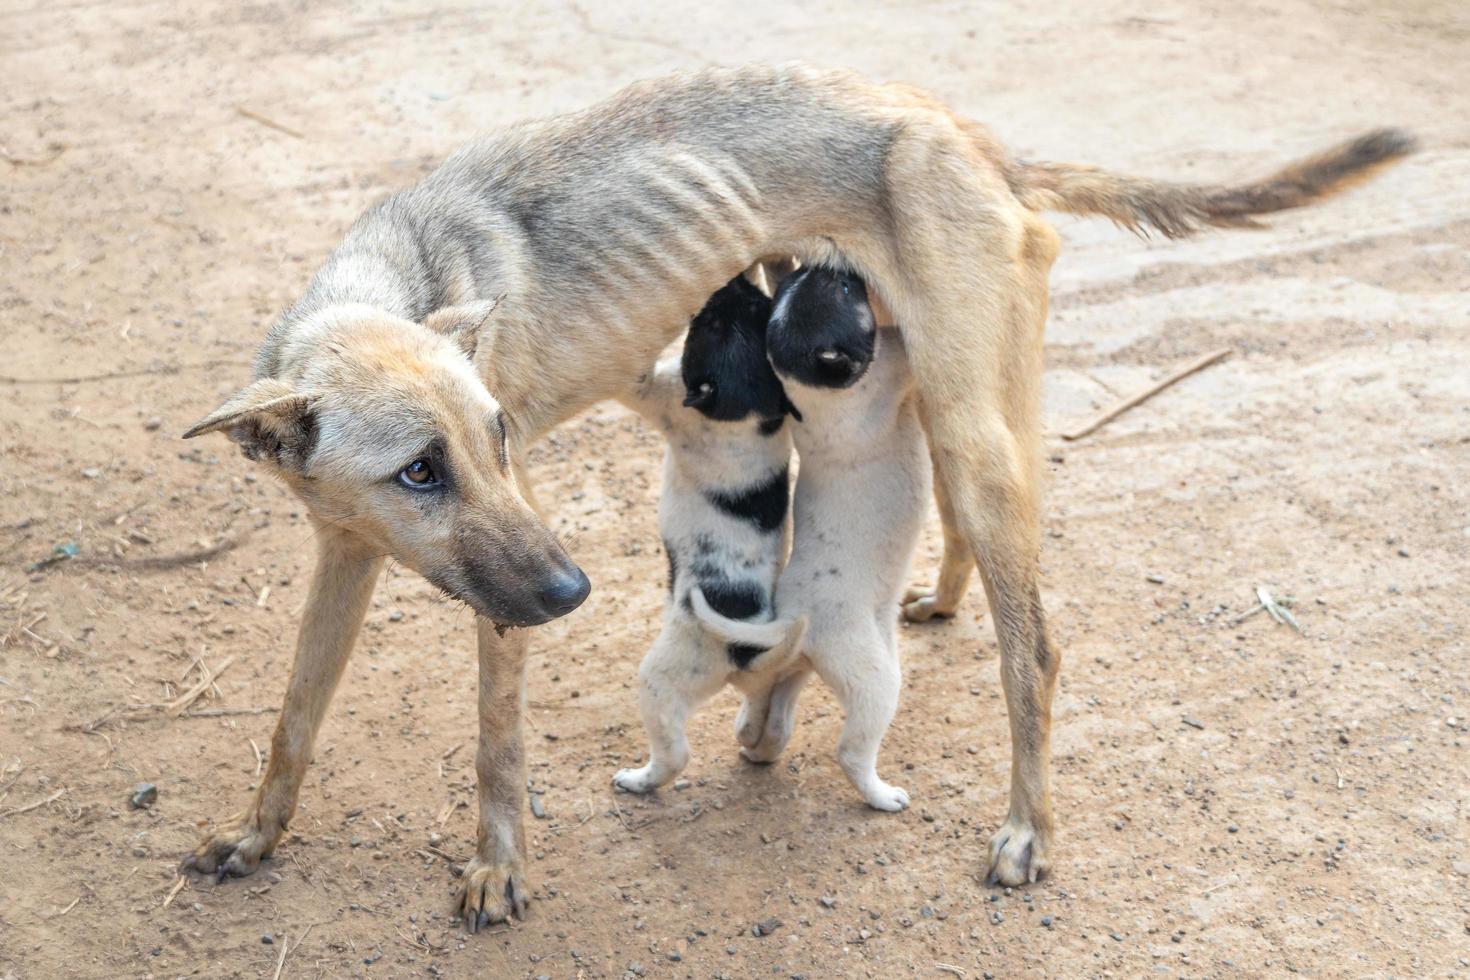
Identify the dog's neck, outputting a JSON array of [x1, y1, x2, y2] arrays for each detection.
[[253, 190, 515, 383]]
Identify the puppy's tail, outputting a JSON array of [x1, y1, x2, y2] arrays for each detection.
[[1004, 128, 1416, 239], [689, 586, 807, 658]]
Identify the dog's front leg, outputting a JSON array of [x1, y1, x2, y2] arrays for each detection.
[[902, 458, 977, 622], [182, 523, 382, 878], [457, 618, 532, 930]]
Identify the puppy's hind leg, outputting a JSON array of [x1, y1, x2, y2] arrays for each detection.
[[811, 629, 908, 812], [614, 627, 725, 794], [739, 668, 811, 763], [734, 689, 771, 750]]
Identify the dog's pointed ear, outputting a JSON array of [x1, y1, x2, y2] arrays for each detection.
[[424, 294, 503, 359], [182, 378, 318, 469]]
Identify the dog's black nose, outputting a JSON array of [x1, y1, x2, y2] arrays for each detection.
[[539, 567, 591, 616]]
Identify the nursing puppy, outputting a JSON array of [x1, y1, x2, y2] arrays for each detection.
[[614, 275, 804, 793], [692, 265, 928, 811]]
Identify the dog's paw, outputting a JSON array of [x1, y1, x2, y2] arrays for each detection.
[[900, 586, 956, 623], [734, 697, 767, 749], [179, 818, 278, 881], [862, 781, 910, 812], [613, 766, 660, 794], [456, 856, 530, 931], [986, 817, 1052, 886], [738, 741, 783, 765]]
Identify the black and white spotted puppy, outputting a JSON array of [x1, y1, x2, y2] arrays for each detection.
[[613, 275, 803, 795], [692, 265, 929, 811]]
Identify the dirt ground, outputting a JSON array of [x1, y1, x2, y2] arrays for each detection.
[[2, 1, 1467, 977]]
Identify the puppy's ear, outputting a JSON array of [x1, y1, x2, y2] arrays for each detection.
[[424, 294, 503, 359], [183, 378, 318, 470]]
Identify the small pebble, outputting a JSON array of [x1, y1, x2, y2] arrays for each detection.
[[818, 895, 836, 909], [261, 934, 274, 945], [1146, 574, 1164, 584], [129, 783, 158, 810], [752, 917, 782, 937], [1041, 915, 1054, 928], [673, 779, 691, 791], [1227, 823, 1239, 833], [144, 417, 163, 431], [530, 795, 547, 819]]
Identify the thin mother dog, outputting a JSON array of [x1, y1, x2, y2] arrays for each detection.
[[180, 63, 1412, 927]]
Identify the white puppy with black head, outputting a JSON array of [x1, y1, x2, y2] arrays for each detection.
[[614, 275, 806, 794], [692, 265, 929, 811]]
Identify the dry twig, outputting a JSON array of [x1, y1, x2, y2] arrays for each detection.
[[167, 655, 235, 715], [1061, 348, 1231, 441], [0, 787, 65, 820], [237, 106, 306, 140], [0, 359, 250, 386], [162, 875, 187, 908]]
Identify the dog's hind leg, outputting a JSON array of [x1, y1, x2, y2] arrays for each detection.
[[456, 619, 536, 930], [882, 122, 1063, 884], [614, 627, 726, 794], [903, 456, 978, 622], [810, 628, 907, 812], [739, 668, 810, 763], [181, 524, 382, 879]]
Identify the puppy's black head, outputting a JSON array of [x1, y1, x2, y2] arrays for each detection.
[[681, 275, 788, 424], [767, 266, 876, 389]]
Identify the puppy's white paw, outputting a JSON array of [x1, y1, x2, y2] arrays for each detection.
[[613, 766, 660, 795], [863, 781, 910, 812]]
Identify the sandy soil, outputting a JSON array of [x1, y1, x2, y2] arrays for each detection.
[[2, 1, 1467, 977]]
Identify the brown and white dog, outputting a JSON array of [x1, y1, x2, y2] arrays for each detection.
[[179, 63, 1412, 927]]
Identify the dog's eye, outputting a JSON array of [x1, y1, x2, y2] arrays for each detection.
[[398, 459, 439, 489]]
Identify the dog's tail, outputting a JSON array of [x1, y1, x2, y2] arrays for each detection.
[[688, 586, 807, 659], [1004, 128, 1415, 239]]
